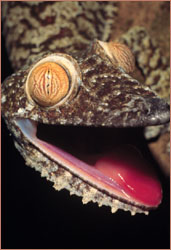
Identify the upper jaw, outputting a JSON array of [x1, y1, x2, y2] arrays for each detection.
[[1, 43, 170, 128]]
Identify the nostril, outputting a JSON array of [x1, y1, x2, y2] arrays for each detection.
[[144, 97, 170, 125]]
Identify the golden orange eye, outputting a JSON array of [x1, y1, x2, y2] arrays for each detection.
[[26, 53, 81, 109], [108, 42, 135, 73], [28, 62, 69, 107], [98, 41, 135, 73]]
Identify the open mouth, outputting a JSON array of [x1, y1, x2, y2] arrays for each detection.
[[16, 118, 162, 213]]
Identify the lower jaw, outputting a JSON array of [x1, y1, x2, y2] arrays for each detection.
[[16, 119, 163, 213]]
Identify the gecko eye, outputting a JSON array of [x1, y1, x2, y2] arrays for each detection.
[[27, 62, 69, 107], [25, 54, 81, 108], [98, 41, 135, 73]]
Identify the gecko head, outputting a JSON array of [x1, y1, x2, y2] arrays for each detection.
[[2, 39, 169, 127], [1, 40, 169, 214]]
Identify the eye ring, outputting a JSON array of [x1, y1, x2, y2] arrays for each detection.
[[25, 53, 82, 109]]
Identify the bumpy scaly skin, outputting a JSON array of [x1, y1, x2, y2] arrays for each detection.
[[2, 2, 170, 214], [2, 44, 169, 128], [2, 1, 118, 71]]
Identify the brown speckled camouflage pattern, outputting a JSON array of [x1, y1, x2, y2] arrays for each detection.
[[1, 2, 170, 214]]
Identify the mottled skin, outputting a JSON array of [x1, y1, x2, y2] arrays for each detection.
[[2, 2, 170, 214], [2, 1, 118, 70]]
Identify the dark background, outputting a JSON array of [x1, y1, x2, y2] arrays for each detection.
[[1, 35, 170, 249]]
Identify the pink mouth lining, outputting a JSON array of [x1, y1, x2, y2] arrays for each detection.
[[16, 118, 162, 208]]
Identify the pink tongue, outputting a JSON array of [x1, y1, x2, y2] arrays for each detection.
[[94, 145, 162, 207]]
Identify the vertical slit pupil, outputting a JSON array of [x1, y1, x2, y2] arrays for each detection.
[[46, 69, 50, 95]]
